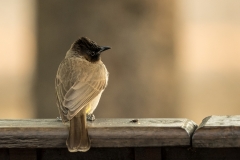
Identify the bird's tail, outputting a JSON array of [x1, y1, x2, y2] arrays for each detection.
[[66, 107, 90, 152]]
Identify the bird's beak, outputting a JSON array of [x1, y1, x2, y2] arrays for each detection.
[[99, 46, 111, 53]]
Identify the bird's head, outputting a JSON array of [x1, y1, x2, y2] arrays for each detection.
[[71, 37, 111, 62]]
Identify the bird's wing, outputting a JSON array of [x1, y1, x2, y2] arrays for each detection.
[[55, 58, 107, 121]]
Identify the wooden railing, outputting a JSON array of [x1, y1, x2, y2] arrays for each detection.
[[1, 116, 240, 159]]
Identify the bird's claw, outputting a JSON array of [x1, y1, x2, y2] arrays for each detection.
[[87, 114, 95, 121], [57, 117, 62, 121]]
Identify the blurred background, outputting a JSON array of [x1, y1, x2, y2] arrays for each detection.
[[0, 0, 240, 124]]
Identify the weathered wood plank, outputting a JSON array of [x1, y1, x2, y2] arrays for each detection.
[[193, 115, 240, 147], [0, 118, 196, 148], [0, 119, 67, 148], [89, 119, 197, 147]]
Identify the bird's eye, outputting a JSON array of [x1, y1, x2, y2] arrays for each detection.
[[91, 52, 95, 56]]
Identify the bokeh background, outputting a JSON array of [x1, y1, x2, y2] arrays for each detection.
[[0, 0, 240, 124]]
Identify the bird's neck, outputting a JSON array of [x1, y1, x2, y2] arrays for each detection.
[[65, 50, 84, 59]]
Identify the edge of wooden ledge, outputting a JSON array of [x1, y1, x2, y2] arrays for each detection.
[[0, 118, 197, 148], [193, 115, 240, 148]]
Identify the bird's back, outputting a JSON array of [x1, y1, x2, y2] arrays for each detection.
[[55, 57, 108, 122]]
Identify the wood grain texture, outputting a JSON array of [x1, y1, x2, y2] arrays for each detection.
[[88, 118, 197, 147], [0, 119, 68, 148], [193, 115, 240, 148], [0, 118, 197, 148]]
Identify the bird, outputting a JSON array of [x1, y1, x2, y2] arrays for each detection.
[[55, 37, 110, 152]]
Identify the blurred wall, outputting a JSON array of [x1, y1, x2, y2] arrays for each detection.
[[175, 0, 240, 123], [35, 0, 176, 119], [0, 1, 36, 118], [2, 1, 239, 123]]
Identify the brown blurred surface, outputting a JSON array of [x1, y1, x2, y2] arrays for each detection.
[[35, 0, 176, 119], [0, 1, 36, 118], [175, 0, 240, 123], [1, 1, 240, 124]]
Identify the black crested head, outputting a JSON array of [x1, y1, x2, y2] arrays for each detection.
[[71, 37, 111, 62]]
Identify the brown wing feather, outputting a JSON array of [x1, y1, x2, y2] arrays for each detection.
[[55, 57, 107, 122]]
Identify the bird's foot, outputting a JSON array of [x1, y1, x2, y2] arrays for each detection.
[[87, 114, 95, 121], [56, 117, 62, 122]]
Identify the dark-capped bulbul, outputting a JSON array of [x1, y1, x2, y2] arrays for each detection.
[[55, 37, 110, 152]]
